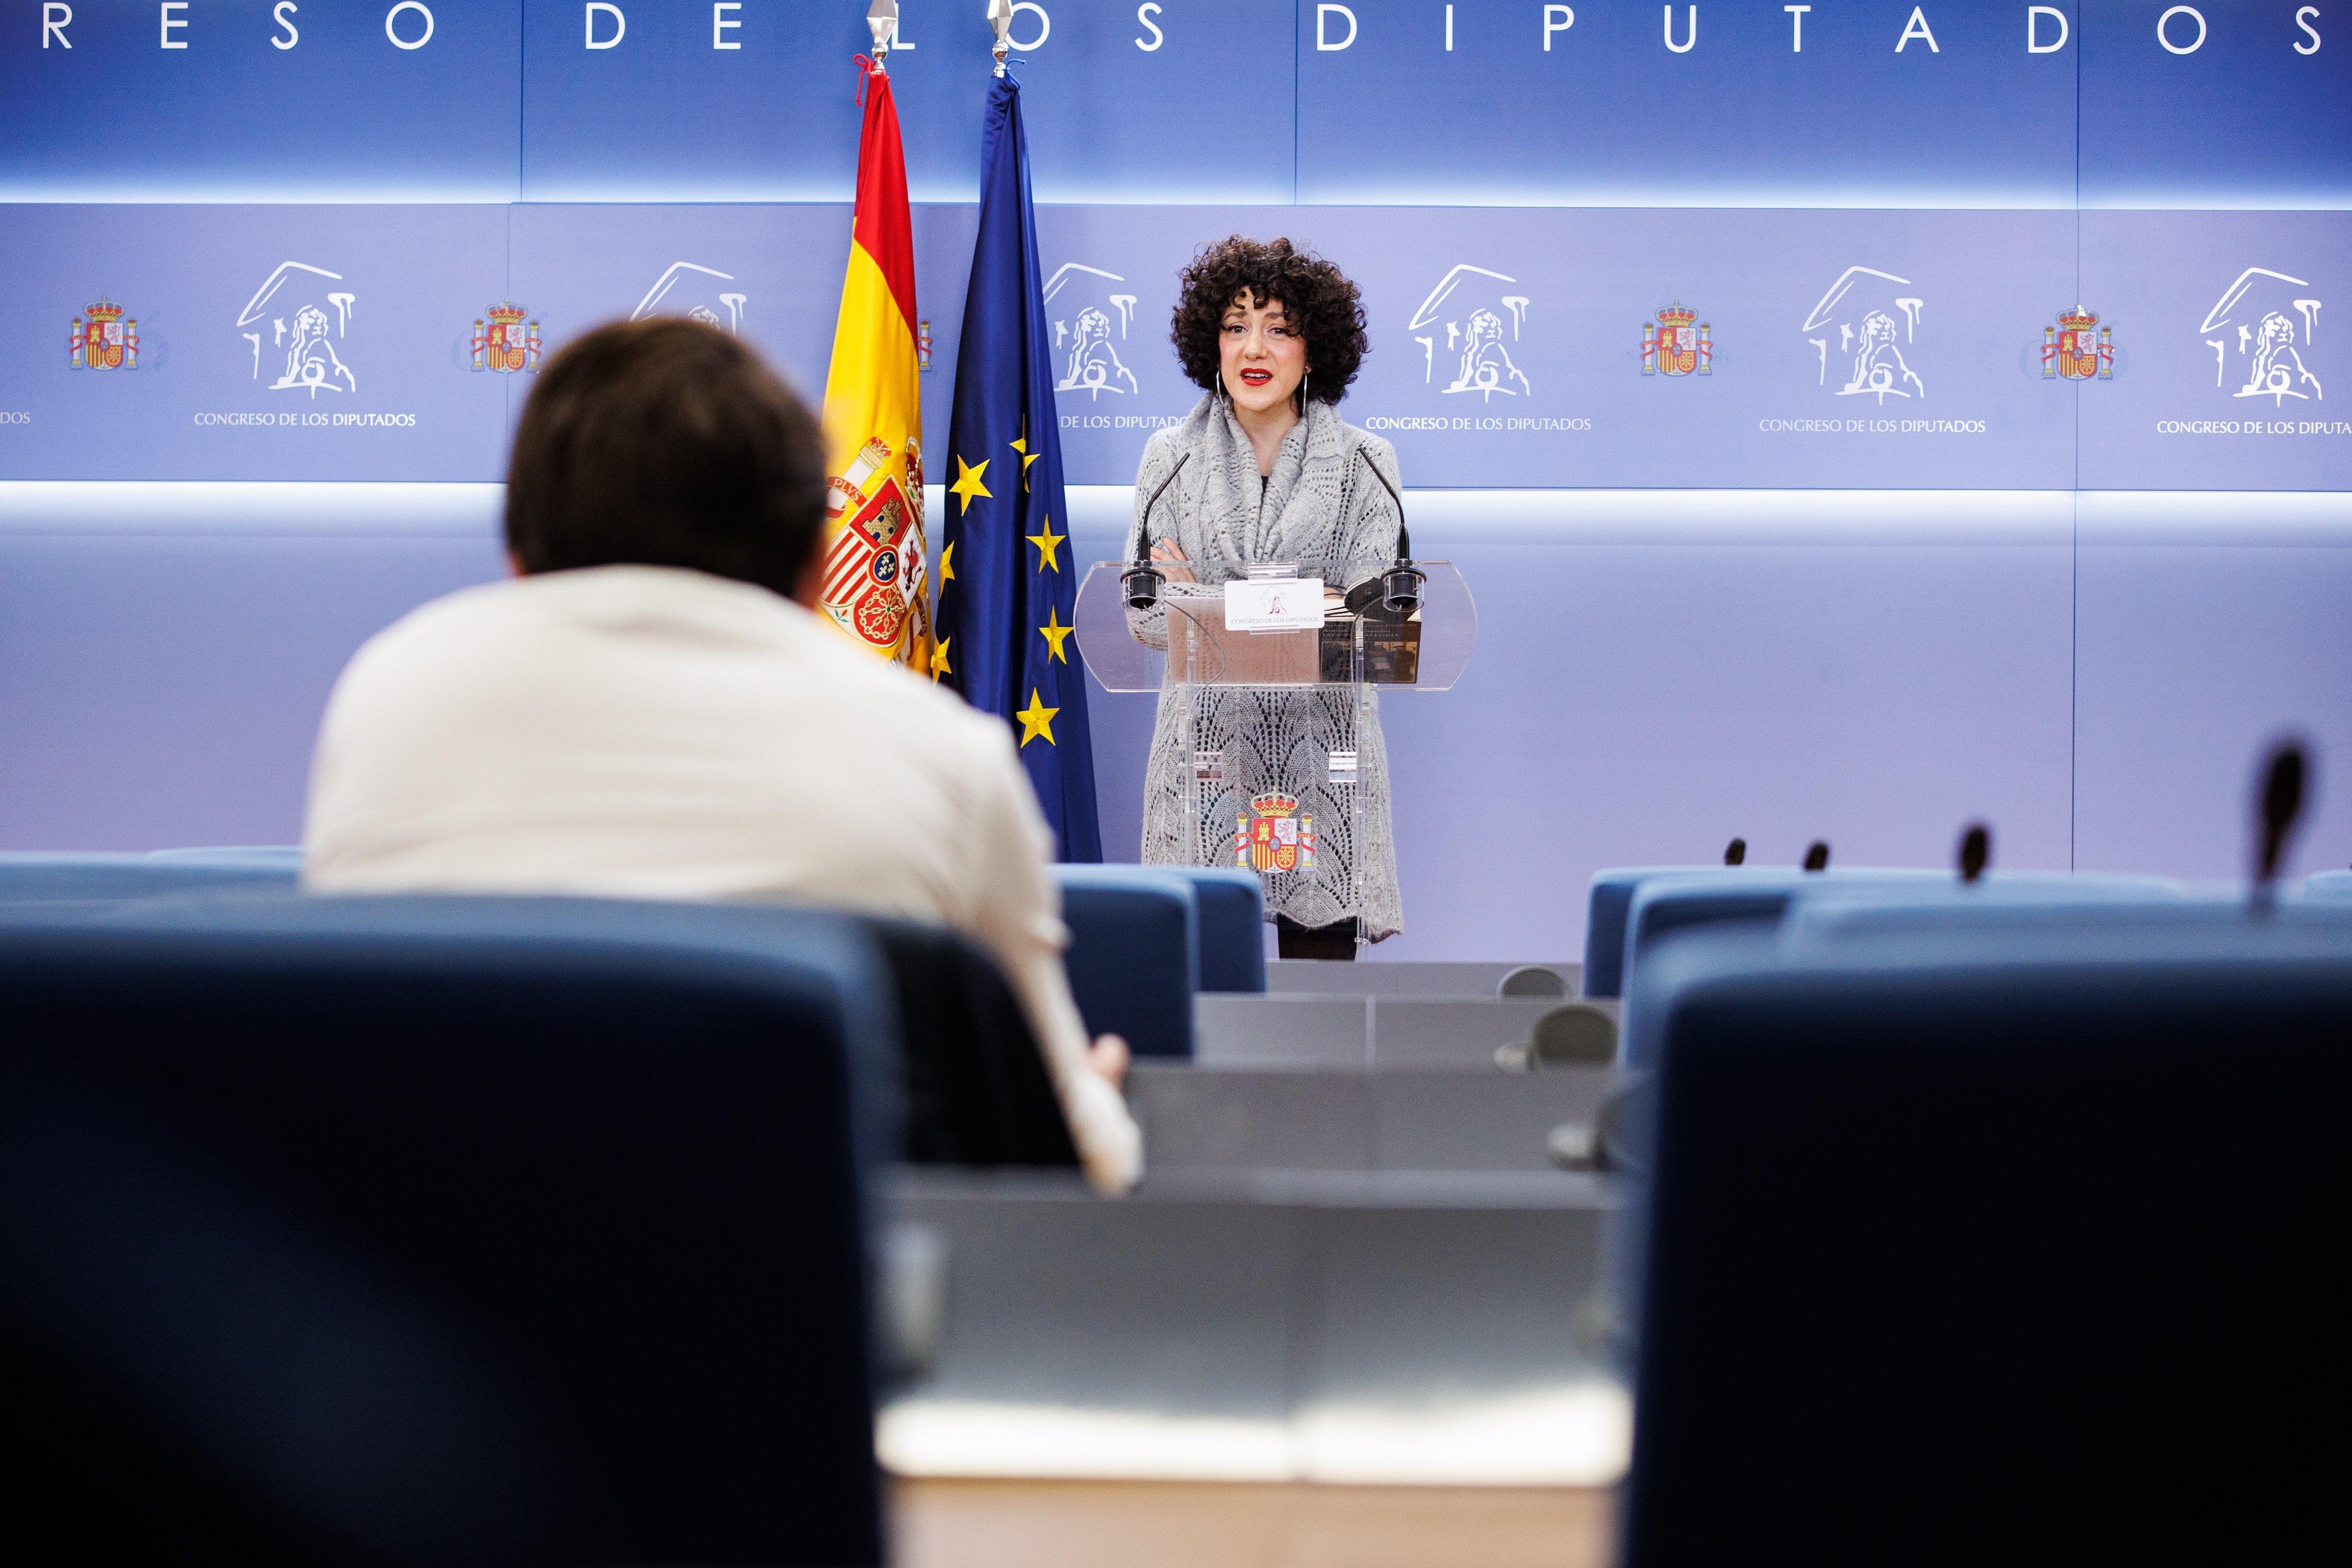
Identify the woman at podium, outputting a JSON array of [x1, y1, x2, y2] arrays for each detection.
[[1126, 236, 1405, 960]]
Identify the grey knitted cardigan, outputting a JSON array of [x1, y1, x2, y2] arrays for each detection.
[[1126, 394, 1406, 940]]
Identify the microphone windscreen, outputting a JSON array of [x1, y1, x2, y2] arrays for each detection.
[[1958, 823, 1990, 883], [1724, 837, 1747, 866], [1803, 841, 1830, 872]]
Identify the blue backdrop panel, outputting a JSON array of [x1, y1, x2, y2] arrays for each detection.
[[506, 202, 848, 405], [502, 202, 978, 454], [0, 0, 522, 201], [2077, 210, 2350, 490], [1029, 205, 2079, 489], [5, 3, 2347, 209], [517, 0, 1293, 203], [518, 0, 883, 202], [1294, 1, 2080, 207], [2080, 2, 2351, 209], [0, 204, 511, 481], [16, 203, 2348, 492]]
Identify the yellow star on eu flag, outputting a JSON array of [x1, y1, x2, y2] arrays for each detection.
[[948, 455, 991, 514], [1009, 430, 1042, 492], [939, 541, 955, 582], [1014, 688, 1058, 748], [1025, 517, 1065, 572], [930, 635, 952, 678], [1038, 607, 1075, 664]]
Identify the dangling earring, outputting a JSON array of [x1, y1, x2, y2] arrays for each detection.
[[1299, 370, 1311, 410]]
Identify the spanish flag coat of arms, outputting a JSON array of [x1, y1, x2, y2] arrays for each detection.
[[820, 57, 931, 670]]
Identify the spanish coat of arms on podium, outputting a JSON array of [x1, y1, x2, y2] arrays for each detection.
[[1236, 791, 1317, 874]]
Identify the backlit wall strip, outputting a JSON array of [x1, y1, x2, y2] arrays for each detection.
[[3, 3, 2345, 206]]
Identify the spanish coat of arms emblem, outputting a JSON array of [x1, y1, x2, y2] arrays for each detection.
[[1642, 303, 1711, 377], [822, 437, 927, 653], [1235, 791, 1316, 874], [2040, 307, 2115, 381], [471, 303, 543, 374], [70, 299, 139, 371]]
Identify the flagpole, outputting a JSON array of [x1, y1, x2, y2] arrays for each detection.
[[988, 0, 1011, 75]]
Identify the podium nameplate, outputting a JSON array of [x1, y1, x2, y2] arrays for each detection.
[[1223, 577, 1324, 633]]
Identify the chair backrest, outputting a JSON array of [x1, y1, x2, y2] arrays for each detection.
[[0, 851, 297, 903], [1773, 878, 2208, 954], [1616, 875, 2196, 1068], [1584, 866, 1736, 999], [1156, 867, 1266, 993], [867, 917, 1076, 1168], [0, 896, 888, 1567], [1619, 917, 2348, 1565], [11, 883, 1078, 1172], [1051, 866, 1200, 1058], [145, 846, 307, 871], [2303, 868, 2352, 901], [1602, 867, 1943, 999]]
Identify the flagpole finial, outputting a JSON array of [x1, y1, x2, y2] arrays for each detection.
[[867, 0, 897, 70], [987, 0, 1012, 75]]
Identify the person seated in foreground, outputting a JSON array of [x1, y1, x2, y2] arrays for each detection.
[[302, 318, 1140, 1193]]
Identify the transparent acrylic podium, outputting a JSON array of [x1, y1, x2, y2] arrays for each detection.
[[1074, 557, 1477, 955]]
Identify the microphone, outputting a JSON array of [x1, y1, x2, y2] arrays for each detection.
[[2251, 736, 2310, 915], [1723, 837, 1747, 866], [1803, 840, 1831, 872], [1123, 452, 1189, 610], [1342, 447, 1423, 619], [1957, 822, 1990, 884]]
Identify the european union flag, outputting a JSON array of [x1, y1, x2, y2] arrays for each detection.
[[937, 73, 1101, 862]]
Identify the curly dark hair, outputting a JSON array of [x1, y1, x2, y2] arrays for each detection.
[[1170, 236, 1368, 405]]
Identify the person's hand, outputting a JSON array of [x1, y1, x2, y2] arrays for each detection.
[[1150, 539, 1196, 584], [1087, 1033, 1131, 1090]]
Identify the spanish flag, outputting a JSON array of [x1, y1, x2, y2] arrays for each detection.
[[818, 56, 930, 671]]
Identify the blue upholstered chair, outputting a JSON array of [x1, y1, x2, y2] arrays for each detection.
[[1586, 864, 1949, 998], [1615, 874, 2191, 1068], [1596, 866, 1944, 999], [146, 845, 306, 871], [1583, 866, 1721, 999], [27, 846, 1225, 1055], [1616, 913, 2349, 1566], [2303, 868, 2352, 901], [0, 851, 296, 903], [1051, 865, 1198, 1059], [1154, 868, 1266, 993], [125, 850, 1269, 995], [0, 895, 889, 1566]]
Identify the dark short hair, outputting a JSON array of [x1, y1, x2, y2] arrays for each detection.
[[1169, 236, 1369, 403], [505, 318, 828, 599]]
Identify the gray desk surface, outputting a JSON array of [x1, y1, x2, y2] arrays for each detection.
[[1195, 993, 1618, 1070], [881, 1169, 1622, 1484], [1130, 1064, 1613, 1175], [1266, 959, 1583, 998]]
